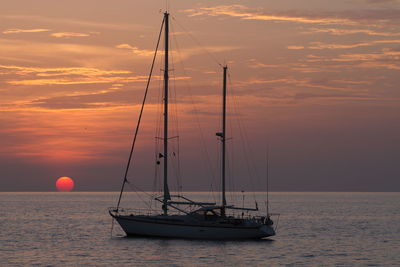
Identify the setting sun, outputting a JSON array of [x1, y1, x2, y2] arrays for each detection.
[[56, 176, 75, 192]]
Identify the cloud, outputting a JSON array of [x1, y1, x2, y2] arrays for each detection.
[[246, 59, 281, 68], [0, 65, 131, 76], [116, 43, 240, 60], [0, 64, 146, 86], [184, 5, 400, 26], [8, 77, 141, 86], [1, 64, 131, 76], [303, 49, 400, 70], [365, 0, 400, 4], [292, 92, 370, 100], [0, 38, 148, 68], [307, 28, 400, 37], [28, 95, 125, 110], [308, 42, 372, 50], [1, 14, 149, 31], [287, 45, 305, 50], [291, 39, 400, 50], [50, 32, 91, 38], [116, 44, 154, 56], [184, 5, 355, 25], [3, 28, 50, 34], [4, 28, 97, 38]]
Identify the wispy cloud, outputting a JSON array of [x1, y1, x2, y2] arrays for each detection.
[[307, 39, 400, 50], [27, 93, 128, 110], [116, 43, 240, 60], [50, 32, 91, 38], [8, 77, 141, 86], [364, 0, 400, 5], [303, 49, 400, 70], [1, 14, 148, 31], [3, 28, 97, 38], [184, 5, 400, 27], [230, 76, 377, 102], [309, 42, 372, 50], [246, 59, 281, 68], [0, 38, 143, 68], [307, 27, 400, 37], [0, 65, 131, 77], [184, 5, 356, 25], [116, 44, 154, 56], [0, 65, 149, 86], [332, 52, 392, 62], [0, 64, 190, 87], [287, 45, 305, 50], [3, 28, 51, 34]]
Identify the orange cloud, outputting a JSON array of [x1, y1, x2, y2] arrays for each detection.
[[246, 59, 280, 68], [0, 65, 139, 85], [0, 65, 131, 76], [184, 5, 356, 25], [294, 39, 400, 50], [302, 49, 400, 70], [50, 32, 91, 38], [1, 14, 145, 31], [308, 42, 372, 49], [0, 65, 191, 85], [8, 77, 142, 86], [307, 27, 400, 37], [287, 45, 305, 50], [0, 38, 151, 70], [116, 44, 154, 56], [2, 28, 51, 34]]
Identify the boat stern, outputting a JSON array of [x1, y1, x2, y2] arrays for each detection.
[[260, 224, 276, 237]]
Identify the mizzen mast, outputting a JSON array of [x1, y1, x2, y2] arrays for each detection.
[[219, 65, 228, 216]]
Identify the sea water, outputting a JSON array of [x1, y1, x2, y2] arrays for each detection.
[[0, 192, 399, 266]]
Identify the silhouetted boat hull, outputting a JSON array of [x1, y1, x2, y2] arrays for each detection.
[[111, 212, 275, 240]]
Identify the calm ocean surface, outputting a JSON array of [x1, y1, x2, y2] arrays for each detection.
[[0, 192, 399, 266]]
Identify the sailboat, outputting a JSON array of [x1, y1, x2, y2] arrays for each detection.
[[109, 12, 276, 240]]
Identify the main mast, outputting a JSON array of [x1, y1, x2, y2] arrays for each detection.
[[163, 12, 171, 215], [221, 65, 227, 216]]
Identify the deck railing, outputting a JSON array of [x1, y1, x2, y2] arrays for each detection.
[[109, 207, 278, 222]]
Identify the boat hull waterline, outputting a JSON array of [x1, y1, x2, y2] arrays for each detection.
[[111, 213, 275, 240]]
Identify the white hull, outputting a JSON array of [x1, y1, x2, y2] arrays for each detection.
[[113, 215, 275, 240]]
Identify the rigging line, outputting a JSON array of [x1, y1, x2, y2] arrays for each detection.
[[266, 144, 270, 215], [115, 17, 165, 211], [110, 216, 116, 238], [151, 50, 165, 207], [170, 22, 183, 193], [171, 26, 218, 203], [151, 136, 160, 209], [227, 72, 257, 203], [169, 54, 178, 190], [126, 182, 156, 210], [226, 93, 238, 203], [127, 178, 158, 207], [172, 16, 223, 68], [225, 71, 237, 204]]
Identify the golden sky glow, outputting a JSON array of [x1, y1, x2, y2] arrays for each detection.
[[0, 0, 399, 191]]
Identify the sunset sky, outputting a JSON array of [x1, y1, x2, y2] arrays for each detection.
[[1, 0, 399, 192]]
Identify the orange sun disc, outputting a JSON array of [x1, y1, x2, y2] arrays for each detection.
[[56, 176, 74, 192]]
